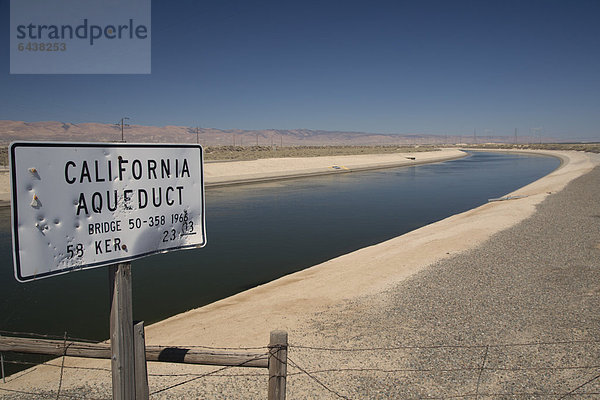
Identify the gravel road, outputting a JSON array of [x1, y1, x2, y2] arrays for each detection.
[[281, 165, 600, 399]]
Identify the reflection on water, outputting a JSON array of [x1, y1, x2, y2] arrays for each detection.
[[0, 152, 559, 351]]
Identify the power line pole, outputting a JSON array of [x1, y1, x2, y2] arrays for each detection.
[[483, 129, 492, 142], [116, 117, 130, 142], [514, 128, 518, 144], [195, 126, 199, 144], [530, 127, 543, 145]]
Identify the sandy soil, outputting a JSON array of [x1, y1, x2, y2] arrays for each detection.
[[1, 149, 598, 398]]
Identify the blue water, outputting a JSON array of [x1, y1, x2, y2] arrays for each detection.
[[0, 152, 559, 351]]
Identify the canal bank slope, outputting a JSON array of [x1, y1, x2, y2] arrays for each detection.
[[203, 148, 466, 186], [0, 148, 463, 207], [145, 150, 597, 341], [2, 150, 598, 398]]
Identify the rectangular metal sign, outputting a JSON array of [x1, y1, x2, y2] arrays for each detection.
[[10, 142, 206, 282]]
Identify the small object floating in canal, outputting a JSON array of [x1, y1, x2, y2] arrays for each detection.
[[488, 195, 528, 202]]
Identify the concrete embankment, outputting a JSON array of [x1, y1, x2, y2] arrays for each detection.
[[203, 148, 466, 187]]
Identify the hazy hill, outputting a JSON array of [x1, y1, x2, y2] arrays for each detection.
[[0, 120, 538, 146]]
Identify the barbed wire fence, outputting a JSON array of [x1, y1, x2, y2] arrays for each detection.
[[1, 329, 599, 399], [285, 340, 600, 399]]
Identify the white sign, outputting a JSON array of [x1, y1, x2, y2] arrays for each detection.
[[10, 142, 206, 282]]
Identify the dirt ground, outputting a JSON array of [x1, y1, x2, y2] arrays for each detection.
[[203, 145, 437, 161], [462, 142, 600, 153], [3, 143, 599, 166]]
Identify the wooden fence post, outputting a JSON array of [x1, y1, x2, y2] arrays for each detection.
[[134, 321, 149, 400], [1, 352, 5, 383], [109, 262, 135, 400], [268, 330, 288, 400]]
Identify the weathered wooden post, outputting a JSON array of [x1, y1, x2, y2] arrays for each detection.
[[134, 321, 149, 399], [268, 330, 288, 400], [109, 262, 135, 399], [1, 351, 5, 383]]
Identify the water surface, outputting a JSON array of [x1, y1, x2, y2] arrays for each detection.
[[0, 152, 559, 348]]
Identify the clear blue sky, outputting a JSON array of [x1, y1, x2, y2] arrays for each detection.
[[1, 0, 599, 140]]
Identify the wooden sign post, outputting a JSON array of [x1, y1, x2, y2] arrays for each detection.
[[9, 142, 206, 399], [109, 262, 136, 399]]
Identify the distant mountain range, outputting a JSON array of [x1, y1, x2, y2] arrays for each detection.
[[0, 120, 552, 146]]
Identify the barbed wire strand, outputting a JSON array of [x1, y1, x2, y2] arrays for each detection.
[[3, 328, 597, 351], [5, 359, 111, 372], [407, 392, 600, 400], [289, 338, 600, 352], [148, 370, 266, 378], [0, 329, 98, 344], [474, 345, 489, 400], [170, 344, 268, 351], [148, 352, 268, 396], [150, 364, 234, 396], [286, 355, 351, 400], [55, 332, 68, 400], [148, 345, 268, 355], [1, 362, 41, 384], [282, 366, 600, 400], [0, 329, 268, 351], [283, 364, 600, 376], [6, 356, 596, 378], [558, 372, 600, 400]]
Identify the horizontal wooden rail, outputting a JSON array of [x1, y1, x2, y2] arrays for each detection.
[[0, 335, 268, 368]]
